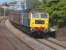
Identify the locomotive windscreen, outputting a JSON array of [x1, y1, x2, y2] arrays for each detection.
[[32, 13, 48, 18], [41, 14, 48, 18], [32, 13, 40, 18]]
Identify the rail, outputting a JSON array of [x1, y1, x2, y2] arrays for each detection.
[[5, 20, 66, 50], [48, 37, 66, 48]]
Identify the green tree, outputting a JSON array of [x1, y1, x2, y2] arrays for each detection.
[[31, 0, 41, 9], [35, 0, 66, 27]]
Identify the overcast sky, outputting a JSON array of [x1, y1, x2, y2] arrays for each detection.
[[0, 0, 16, 3]]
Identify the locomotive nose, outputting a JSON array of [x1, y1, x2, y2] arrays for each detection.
[[34, 27, 45, 31]]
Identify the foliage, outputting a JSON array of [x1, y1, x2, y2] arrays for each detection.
[[31, 0, 41, 9], [34, 0, 66, 27]]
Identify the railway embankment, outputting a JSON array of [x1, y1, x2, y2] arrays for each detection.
[[5, 19, 66, 50], [56, 27, 66, 40], [56, 27, 66, 47]]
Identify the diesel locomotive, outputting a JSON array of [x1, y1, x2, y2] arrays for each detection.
[[9, 10, 56, 38]]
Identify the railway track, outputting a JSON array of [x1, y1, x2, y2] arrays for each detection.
[[37, 38, 66, 50], [47, 38, 66, 48], [5, 20, 66, 50]]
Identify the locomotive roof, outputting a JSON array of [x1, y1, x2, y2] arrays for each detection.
[[28, 9, 48, 14]]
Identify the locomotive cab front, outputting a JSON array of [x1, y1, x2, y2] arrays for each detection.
[[30, 12, 49, 33]]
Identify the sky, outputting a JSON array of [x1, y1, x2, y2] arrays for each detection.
[[0, 0, 16, 3]]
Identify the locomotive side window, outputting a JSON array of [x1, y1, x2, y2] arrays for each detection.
[[41, 14, 48, 18]]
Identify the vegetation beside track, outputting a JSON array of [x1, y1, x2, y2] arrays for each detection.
[[32, 0, 66, 28]]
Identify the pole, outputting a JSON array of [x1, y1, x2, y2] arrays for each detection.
[[4, 7, 5, 18], [0, 8, 1, 16]]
